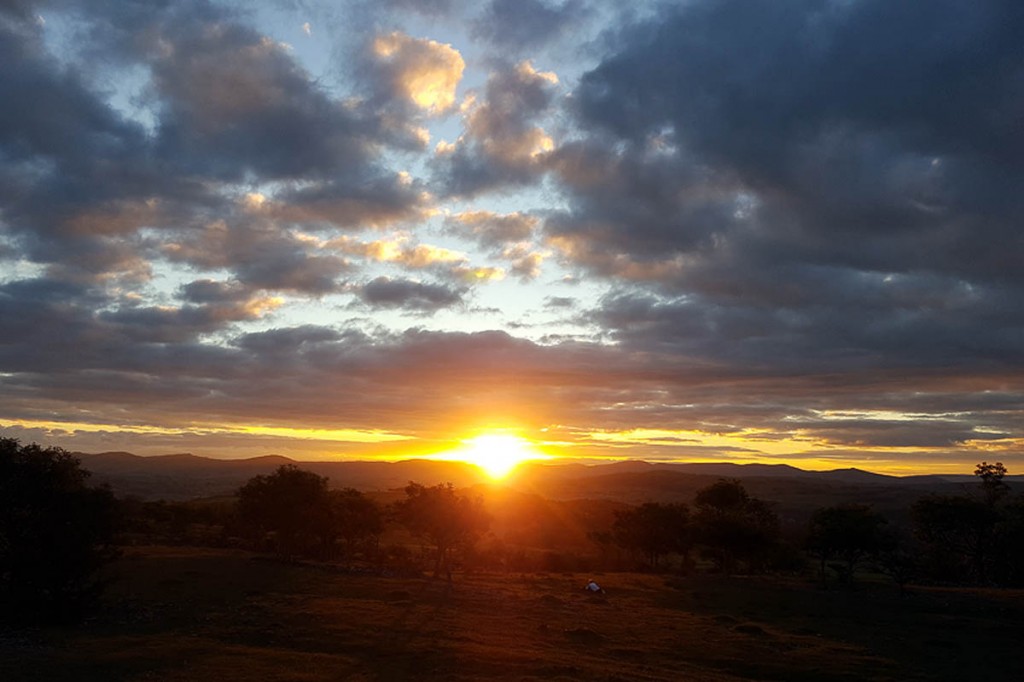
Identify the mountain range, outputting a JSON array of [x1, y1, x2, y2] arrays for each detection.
[[74, 451, 1011, 514]]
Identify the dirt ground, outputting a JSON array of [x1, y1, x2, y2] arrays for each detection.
[[2, 546, 1022, 681]]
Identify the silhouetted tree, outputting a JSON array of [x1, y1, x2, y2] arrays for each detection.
[[975, 461, 1009, 506], [118, 497, 234, 546], [393, 482, 490, 580], [913, 494, 994, 583], [0, 439, 118, 623], [992, 495, 1024, 585], [237, 465, 331, 559], [913, 461, 1020, 585], [693, 479, 780, 573], [587, 529, 618, 568], [611, 502, 690, 569], [328, 488, 383, 558], [805, 504, 889, 585], [875, 526, 917, 594]]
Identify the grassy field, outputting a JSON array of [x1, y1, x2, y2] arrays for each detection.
[[2, 547, 1022, 681]]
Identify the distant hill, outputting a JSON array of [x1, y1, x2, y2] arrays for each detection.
[[512, 460, 896, 482], [74, 451, 1020, 517], [75, 451, 487, 500]]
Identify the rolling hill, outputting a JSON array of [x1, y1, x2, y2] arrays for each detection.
[[73, 451, 1014, 521]]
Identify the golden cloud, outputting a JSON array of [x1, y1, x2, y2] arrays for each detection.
[[372, 31, 465, 115], [329, 236, 467, 268]]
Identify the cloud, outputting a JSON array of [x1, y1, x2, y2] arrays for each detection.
[[331, 235, 462, 266], [2, 0, 1022, 467], [97, 299, 280, 344], [0, 275, 239, 375], [2, 269, 1021, 457], [545, 139, 728, 284], [544, 296, 576, 309], [370, 31, 465, 115], [147, 20, 374, 181], [1, 0, 428, 294], [446, 210, 538, 248], [385, 243, 465, 269], [432, 61, 559, 197], [569, 0, 1024, 279], [444, 210, 545, 279], [0, 320, 623, 438], [178, 278, 283, 319], [376, 0, 462, 17], [161, 219, 349, 294], [449, 264, 505, 284], [234, 324, 347, 355], [501, 244, 545, 281], [358, 276, 464, 312], [472, 0, 590, 52], [547, 0, 1024, 380], [329, 235, 508, 284], [0, 7, 174, 281], [264, 174, 432, 230]]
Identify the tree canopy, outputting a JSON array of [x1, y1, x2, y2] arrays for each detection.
[[237, 465, 383, 560], [394, 482, 490, 580], [806, 504, 889, 585], [0, 439, 118, 623], [912, 461, 1024, 586], [612, 502, 690, 569], [693, 479, 780, 573]]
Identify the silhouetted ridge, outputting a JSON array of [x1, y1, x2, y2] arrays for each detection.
[[71, 451, 1024, 502]]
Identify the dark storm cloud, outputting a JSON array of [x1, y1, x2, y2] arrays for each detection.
[[358, 276, 464, 312], [550, 0, 1024, 383], [472, 0, 589, 52], [432, 61, 559, 197]]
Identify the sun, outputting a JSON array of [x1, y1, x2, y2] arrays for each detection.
[[456, 434, 548, 479]]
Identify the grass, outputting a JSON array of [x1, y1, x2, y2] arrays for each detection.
[[2, 546, 1022, 681]]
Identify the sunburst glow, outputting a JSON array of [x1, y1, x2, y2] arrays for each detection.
[[455, 434, 549, 479]]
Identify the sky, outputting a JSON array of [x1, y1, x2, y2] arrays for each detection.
[[1, 0, 1022, 474]]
